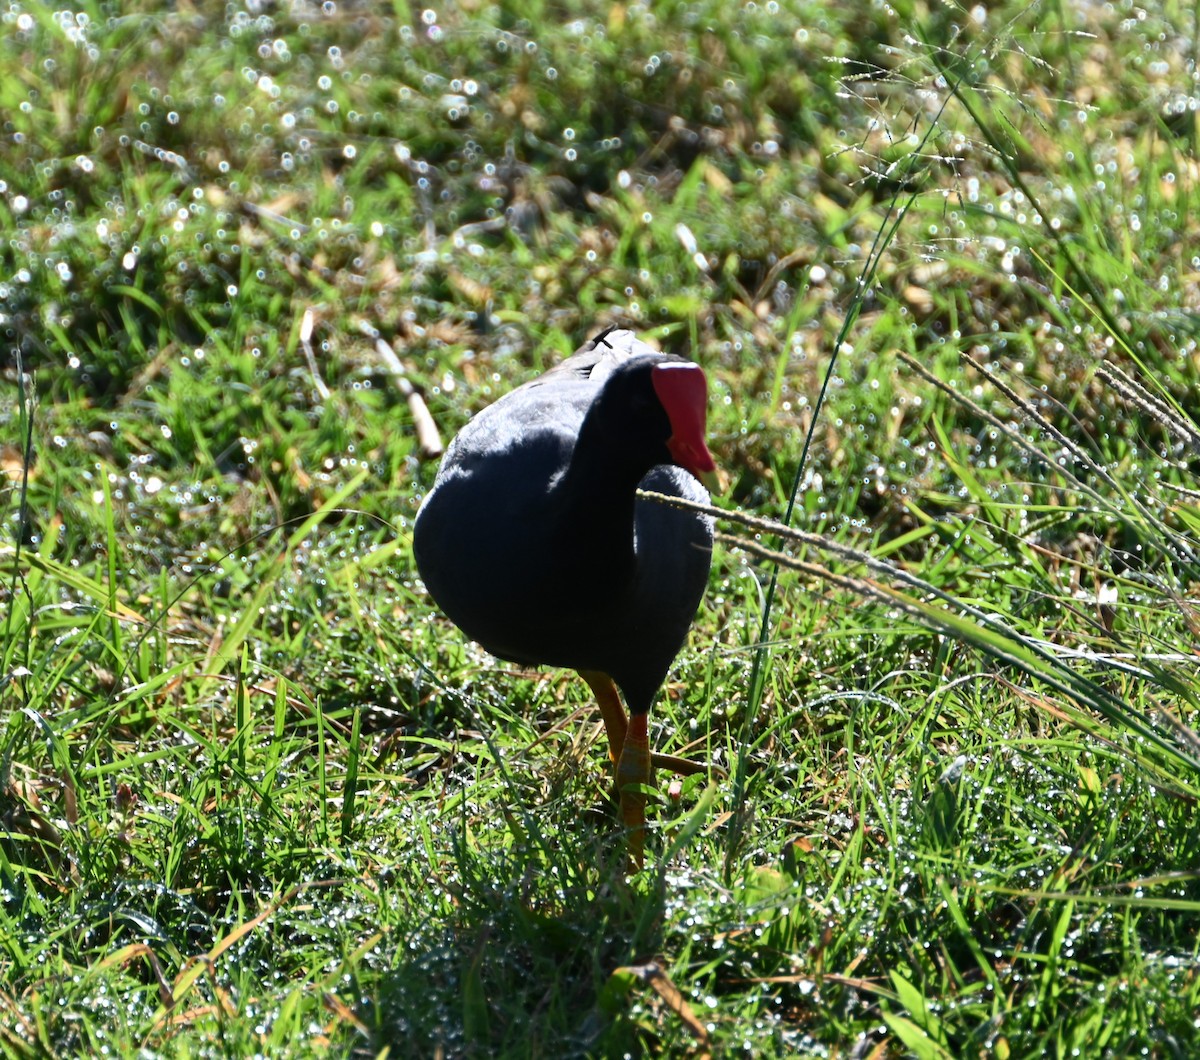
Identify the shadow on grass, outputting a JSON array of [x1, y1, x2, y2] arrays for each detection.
[[369, 822, 673, 1056]]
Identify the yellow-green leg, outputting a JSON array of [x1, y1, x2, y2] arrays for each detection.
[[616, 711, 651, 869], [579, 670, 627, 767], [578, 669, 714, 777], [578, 669, 719, 869]]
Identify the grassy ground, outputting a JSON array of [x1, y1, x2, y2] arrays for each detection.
[[3, 0, 1200, 1055]]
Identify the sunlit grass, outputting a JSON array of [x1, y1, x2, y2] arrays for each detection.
[[3, 0, 1200, 1055]]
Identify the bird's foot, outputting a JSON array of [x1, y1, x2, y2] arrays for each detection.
[[650, 750, 727, 781]]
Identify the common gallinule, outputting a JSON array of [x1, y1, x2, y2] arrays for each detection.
[[413, 327, 718, 866]]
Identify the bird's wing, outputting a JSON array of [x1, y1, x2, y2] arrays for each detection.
[[533, 329, 657, 389], [436, 328, 664, 485]]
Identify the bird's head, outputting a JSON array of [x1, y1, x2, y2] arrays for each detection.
[[650, 361, 720, 492], [582, 341, 720, 493]]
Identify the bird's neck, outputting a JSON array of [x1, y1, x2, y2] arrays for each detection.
[[554, 445, 649, 579]]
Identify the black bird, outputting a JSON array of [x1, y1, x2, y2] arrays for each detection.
[[413, 328, 718, 865]]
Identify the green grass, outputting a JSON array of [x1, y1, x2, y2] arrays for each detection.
[[3, 0, 1200, 1055]]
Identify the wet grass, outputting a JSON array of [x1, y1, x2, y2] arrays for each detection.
[[3, 0, 1200, 1055]]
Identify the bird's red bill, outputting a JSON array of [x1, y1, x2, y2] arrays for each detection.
[[651, 363, 717, 481]]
